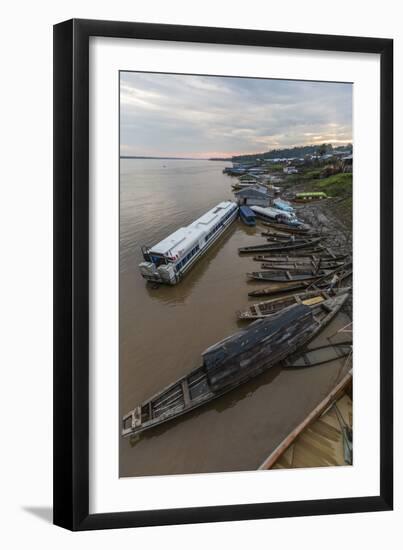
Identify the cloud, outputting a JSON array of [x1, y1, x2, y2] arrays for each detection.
[[120, 72, 352, 157]]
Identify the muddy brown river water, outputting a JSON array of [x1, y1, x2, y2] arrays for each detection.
[[119, 158, 351, 477]]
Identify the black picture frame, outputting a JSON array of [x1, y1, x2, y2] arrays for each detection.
[[53, 18, 393, 531]]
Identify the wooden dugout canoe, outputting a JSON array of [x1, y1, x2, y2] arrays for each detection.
[[247, 269, 331, 283], [238, 237, 323, 253], [261, 221, 311, 234], [281, 342, 352, 368], [253, 253, 348, 263], [260, 260, 345, 271], [259, 369, 353, 470], [122, 294, 348, 438], [237, 287, 350, 320], [261, 231, 324, 241], [248, 265, 352, 297]]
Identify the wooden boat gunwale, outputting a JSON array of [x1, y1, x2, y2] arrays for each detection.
[[247, 268, 331, 283], [238, 236, 324, 253], [248, 265, 352, 297], [253, 253, 348, 263], [237, 287, 351, 319], [258, 369, 353, 470], [281, 341, 352, 368], [260, 260, 345, 271], [261, 221, 311, 234]]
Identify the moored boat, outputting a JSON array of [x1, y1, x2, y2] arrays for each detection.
[[122, 294, 348, 437], [273, 198, 294, 212], [139, 201, 238, 285], [250, 205, 302, 226], [253, 252, 348, 263], [260, 260, 345, 271], [261, 221, 311, 234], [261, 234, 313, 244], [248, 264, 352, 297], [239, 205, 256, 226], [238, 237, 323, 253], [237, 288, 350, 320], [259, 369, 352, 470], [293, 191, 328, 203], [247, 269, 331, 283], [281, 342, 352, 368], [262, 231, 324, 241]]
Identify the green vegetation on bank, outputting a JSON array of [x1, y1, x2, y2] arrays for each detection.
[[312, 173, 352, 198], [286, 168, 322, 184]]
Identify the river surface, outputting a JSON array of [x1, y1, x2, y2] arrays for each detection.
[[119, 158, 351, 477]]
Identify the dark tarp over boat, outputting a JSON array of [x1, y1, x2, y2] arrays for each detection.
[[122, 294, 348, 437], [203, 304, 314, 392]]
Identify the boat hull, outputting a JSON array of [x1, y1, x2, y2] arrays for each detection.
[[239, 237, 323, 253], [247, 269, 329, 283], [141, 208, 238, 285], [237, 288, 350, 320]]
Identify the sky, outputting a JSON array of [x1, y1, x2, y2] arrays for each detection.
[[120, 72, 352, 159]]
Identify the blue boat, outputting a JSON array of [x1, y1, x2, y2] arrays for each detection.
[[239, 205, 256, 226], [273, 198, 294, 212]]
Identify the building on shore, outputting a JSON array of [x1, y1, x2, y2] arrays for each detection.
[[234, 184, 272, 207], [341, 154, 353, 173]]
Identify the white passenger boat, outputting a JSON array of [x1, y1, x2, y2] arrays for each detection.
[[139, 201, 238, 285]]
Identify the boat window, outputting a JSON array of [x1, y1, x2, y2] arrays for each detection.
[[151, 255, 166, 267], [176, 244, 200, 269]]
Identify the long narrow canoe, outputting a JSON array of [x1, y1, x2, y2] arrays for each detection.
[[122, 294, 348, 437], [262, 231, 324, 241], [253, 253, 348, 263], [261, 232, 307, 241], [281, 342, 352, 368], [259, 369, 353, 470], [239, 237, 323, 253], [247, 269, 331, 283], [237, 287, 350, 320], [261, 221, 312, 234], [260, 260, 345, 271], [263, 235, 319, 245], [248, 266, 352, 297]]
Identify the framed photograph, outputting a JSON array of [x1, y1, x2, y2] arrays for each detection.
[[53, 19, 393, 530]]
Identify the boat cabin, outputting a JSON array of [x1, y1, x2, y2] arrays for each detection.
[[139, 201, 238, 284], [239, 205, 256, 226]]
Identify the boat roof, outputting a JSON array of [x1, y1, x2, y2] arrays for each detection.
[[239, 205, 256, 216], [274, 198, 292, 206], [234, 185, 269, 196], [250, 205, 295, 218], [203, 304, 312, 366], [149, 201, 236, 257], [296, 191, 327, 197]]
